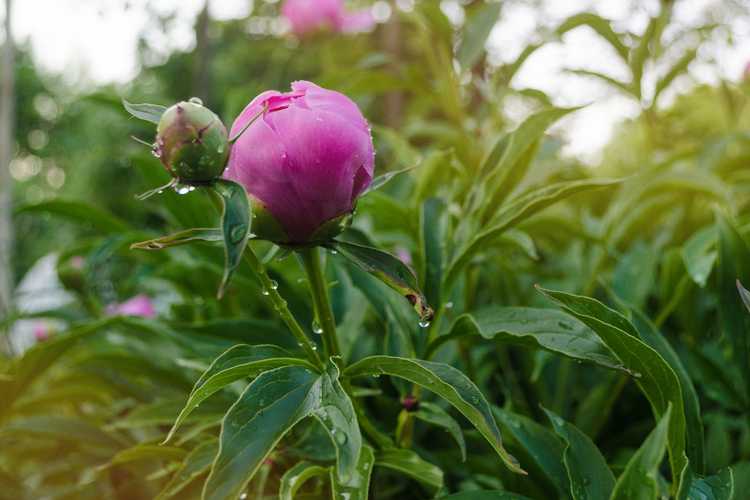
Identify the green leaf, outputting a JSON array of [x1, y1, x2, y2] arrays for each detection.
[[212, 179, 252, 298], [556, 13, 629, 62], [415, 401, 467, 461], [0, 415, 123, 451], [330, 444, 375, 500], [564, 69, 634, 96], [15, 199, 131, 233], [438, 491, 533, 500], [542, 407, 615, 500], [364, 165, 417, 195], [131, 228, 223, 250], [684, 468, 734, 500], [627, 307, 704, 474], [738, 280, 750, 313], [445, 178, 621, 289], [344, 356, 523, 473], [716, 212, 750, 402], [421, 197, 446, 309], [202, 362, 360, 500], [537, 287, 688, 492], [492, 408, 569, 497], [610, 405, 672, 500], [163, 344, 314, 444], [123, 99, 167, 124], [654, 48, 697, 103], [681, 226, 716, 287], [480, 107, 581, 205], [426, 307, 625, 372], [157, 440, 218, 500], [456, 1, 502, 70], [104, 444, 187, 468], [330, 240, 434, 323], [279, 461, 329, 500], [375, 448, 443, 489], [0, 318, 119, 416]]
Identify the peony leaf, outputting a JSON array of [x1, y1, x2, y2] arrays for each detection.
[[131, 228, 223, 251], [425, 307, 625, 372], [344, 355, 523, 474], [122, 99, 167, 124], [330, 444, 375, 500], [330, 240, 434, 323], [375, 448, 443, 490], [202, 362, 360, 500], [163, 344, 315, 444], [212, 179, 252, 298]]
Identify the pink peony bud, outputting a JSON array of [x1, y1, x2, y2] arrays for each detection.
[[107, 294, 156, 318], [281, 0, 374, 36], [224, 81, 375, 244]]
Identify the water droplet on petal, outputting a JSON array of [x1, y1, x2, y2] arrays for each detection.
[[189, 97, 204, 105]]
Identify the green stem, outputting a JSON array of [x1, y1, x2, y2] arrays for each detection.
[[208, 191, 322, 367], [241, 250, 322, 367], [297, 247, 341, 360]]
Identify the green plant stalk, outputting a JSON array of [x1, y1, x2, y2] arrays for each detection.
[[298, 247, 341, 360], [241, 250, 322, 367], [208, 192, 322, 367]]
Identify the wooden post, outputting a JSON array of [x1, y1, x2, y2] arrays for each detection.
[[0, 0, 15, 355]]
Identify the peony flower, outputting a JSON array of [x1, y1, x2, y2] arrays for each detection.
[[224, 81, 375, 244], [281, 0, 375, 36], [107, 294, 157, 318]]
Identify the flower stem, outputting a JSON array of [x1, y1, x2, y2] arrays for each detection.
[[297, 247, 341, 360], [208, 191, 322, 367], [240, 250, 322, 368]]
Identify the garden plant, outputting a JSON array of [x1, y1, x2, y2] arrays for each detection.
[[2, 1, 750, 499]]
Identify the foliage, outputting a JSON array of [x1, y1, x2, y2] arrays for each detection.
[[3, 1, 750, 499]]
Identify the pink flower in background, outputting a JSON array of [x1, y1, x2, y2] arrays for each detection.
[[744, 61, 750, 81], [395, 247, 412, 266], [224, 81, 375, 243], [33, 323, 51, 342], [107, 294, 156, 318], [281, 0, 374, 36]]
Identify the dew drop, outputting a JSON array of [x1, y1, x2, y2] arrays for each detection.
[[174, 183, 192, 195], [230, 224, 247, 243], [189, 97, 204, 105], [418, 320, 431, 328], [261, 288, 270, 296], [329, 249, 338, 255], [444, 301, 454, 309], [312, 321, 323, 334], [151, 147, 161, 158], [269, 279, 279, 290], [334, 430, 348, 445]]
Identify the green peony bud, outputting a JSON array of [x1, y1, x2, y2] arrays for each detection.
[[154, 98, 229, 183]]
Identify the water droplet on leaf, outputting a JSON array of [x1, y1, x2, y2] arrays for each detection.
[[312, 321, 323, 334], [269, 280, 278, 290], [230, 224, 247, 243], [418, 320, 431, 328]]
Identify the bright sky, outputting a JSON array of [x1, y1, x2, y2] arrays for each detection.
[[3, 0, 750, 161]]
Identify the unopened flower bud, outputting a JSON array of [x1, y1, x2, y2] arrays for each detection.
[[154, 98, 229, 183]]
